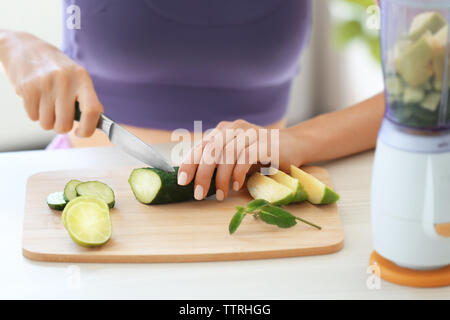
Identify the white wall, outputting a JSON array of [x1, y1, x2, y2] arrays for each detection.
[[0, 0, 61, 151], [0, 0, 382, 152]]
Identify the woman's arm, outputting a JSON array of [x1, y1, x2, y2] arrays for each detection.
[[0, 30, 102, 137], [286, 92, 384, 165], [178, 93, 385, 201]]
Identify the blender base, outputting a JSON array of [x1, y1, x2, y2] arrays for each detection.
[[370, 251, 450, 288]]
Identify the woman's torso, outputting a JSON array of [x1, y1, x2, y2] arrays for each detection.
[[63, 0, 311, 145]]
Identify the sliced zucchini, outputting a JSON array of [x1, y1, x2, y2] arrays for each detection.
[[270, 169, 307, 203], [246, 172, 294, 206], [75, 181, 115, 208], [63, 180, 82, 202], [290, 166, 339, 205], [46, 192, 67, 211], [128, 167, 216, 204]]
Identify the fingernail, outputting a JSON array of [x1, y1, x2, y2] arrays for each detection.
[[233, 181, 240, 191], [178, 171, 187, 185], [194, 185, 204, 200], [216, 189, 224, 201]]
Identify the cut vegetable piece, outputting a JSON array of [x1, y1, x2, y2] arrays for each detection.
[[386, 75, 405, 97], [395, 32, 434, 86], [128, 167, 216, 204], [46, 192, 67, 211], [409, 11, 446, 41], [434, 25, 448, 47], [75, 181, 115, 208], [63, 180, 82, 202], [290, 166, 339, 205], [394, 40, 412, 61], [421, 92, 442, 112], [246, 172, 294, 206], [271, 169, 307, 203], [63, 196, 111, 248], [403, 87, 425, 104], [432, 26, 450, 82]]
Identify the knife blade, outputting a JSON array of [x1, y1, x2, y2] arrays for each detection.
[[75, 102, 174, 172]]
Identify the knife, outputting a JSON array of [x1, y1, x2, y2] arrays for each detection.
[[74, 102, 174, 173]]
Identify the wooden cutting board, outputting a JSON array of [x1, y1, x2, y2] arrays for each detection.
[[22, 166, 344, 263]]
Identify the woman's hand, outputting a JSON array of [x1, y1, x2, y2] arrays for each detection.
[[0, 31, 103, 137], [178, 119, 307, 201]]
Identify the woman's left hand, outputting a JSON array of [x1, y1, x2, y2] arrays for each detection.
[[178, 119, 308, 201]]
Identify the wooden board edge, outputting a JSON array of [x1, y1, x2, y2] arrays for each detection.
[[22, 234, 344, 264]]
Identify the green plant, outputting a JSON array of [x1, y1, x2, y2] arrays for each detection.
[[332, 0, 381, 63]]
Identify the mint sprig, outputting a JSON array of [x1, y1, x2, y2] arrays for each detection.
[[228, 199, 321, 234]]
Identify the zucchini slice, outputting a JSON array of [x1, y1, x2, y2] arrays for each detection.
[[63, 180, 82, 202], [246, 172, 294, 206], [128, 167, 216, 204], [75, 181, 115, 208], [46, 192, 67, 211]]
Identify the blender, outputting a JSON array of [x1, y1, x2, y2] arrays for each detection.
[[371, 0, 450, 287]]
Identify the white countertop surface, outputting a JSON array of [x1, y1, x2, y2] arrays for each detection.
[[0, 146, 448, 299]]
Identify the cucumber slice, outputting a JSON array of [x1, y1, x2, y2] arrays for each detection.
[[128, 167, 216, 204], [246, 172, 294, 206], [63, 180, 82, 202], [46, 192, 67, 211], [75, 181, 115, 208], [63, 196, 112, 247]]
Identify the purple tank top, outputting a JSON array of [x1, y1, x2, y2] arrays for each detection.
[[62, 0, 312, 131]]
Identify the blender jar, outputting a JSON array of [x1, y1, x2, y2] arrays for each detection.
[[382, 0, 450, 131]]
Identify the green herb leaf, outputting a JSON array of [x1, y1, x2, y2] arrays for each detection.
[[259, 206, 297, 229], [245, 199, 269, 213], [294, 216, 322, 230], [229, 207, 247, 235]]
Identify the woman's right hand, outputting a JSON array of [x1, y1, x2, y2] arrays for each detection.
[[0, 31, 103, 137]]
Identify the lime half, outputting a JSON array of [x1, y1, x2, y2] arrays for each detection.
[[62, 196, 112, 247]]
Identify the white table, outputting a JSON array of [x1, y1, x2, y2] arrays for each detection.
[[0, 146, 448, 299]]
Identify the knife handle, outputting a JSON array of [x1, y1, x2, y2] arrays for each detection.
[[74, 101, 112, 133], [74, 101, 82, 122]]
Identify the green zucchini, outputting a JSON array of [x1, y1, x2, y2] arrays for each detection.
[[128, 167, 216, 204], [46, 192, 67, 211], [63, 180, 82, 202], [75, 181, 115, 208]]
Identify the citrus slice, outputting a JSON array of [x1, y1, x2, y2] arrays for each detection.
[[62, 196, 112, 247]]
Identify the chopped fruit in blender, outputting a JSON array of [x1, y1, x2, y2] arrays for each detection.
[[386, 75, 405, 97], [421, 92, 442, 112], [403, 87, 425, 104], [388, 11, 450, 129], [395, 32, 435, 87], [432, 26, 450, 81], [409, 11, 446, 41], [433, 78, 450, 91]]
